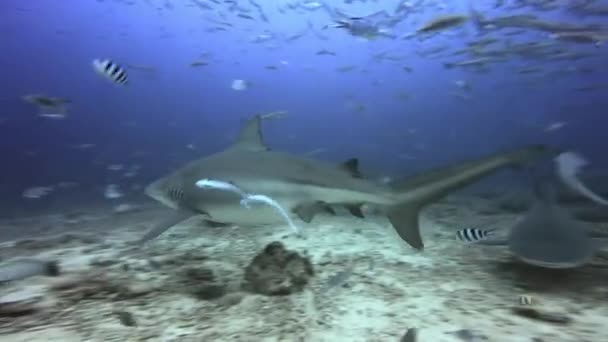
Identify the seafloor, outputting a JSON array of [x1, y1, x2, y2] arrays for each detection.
[[1, 193, 607, 342]]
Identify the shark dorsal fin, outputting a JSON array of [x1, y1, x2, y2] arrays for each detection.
[[230, 115, 268, 152], [339, 158, 361, 178]]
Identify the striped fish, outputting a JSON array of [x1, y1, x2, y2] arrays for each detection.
[[92, 58, 128, 85], [519, 295, 533, 305], [456, 228, 494, 243]]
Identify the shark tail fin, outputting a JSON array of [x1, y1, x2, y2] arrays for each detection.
[[387, 145, 556, 250]]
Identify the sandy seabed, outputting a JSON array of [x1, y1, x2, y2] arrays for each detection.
[[1, 195, 607, 342]]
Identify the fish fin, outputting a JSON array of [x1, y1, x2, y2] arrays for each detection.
[[339, 158, 362, 178], [293, 201, 333, 223], [324, 205, 337, 215], [293, 204, 316, 223], [205, 220, 231, 228], [229, 115, 268, 152], [345, 203, 365, 218], [136, 210, 193, 245], [389, 145, 555, 250], [387, 204, 423, 250]]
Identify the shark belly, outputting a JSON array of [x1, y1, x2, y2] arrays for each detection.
[[192, 178, 393, 225], [203, 202, 287, 226]]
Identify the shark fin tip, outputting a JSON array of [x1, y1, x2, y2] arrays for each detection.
[[388, 205, 424, 250]]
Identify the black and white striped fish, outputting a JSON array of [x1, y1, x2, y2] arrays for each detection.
[[456, 228, 494, 243], [519, 295, 533, 305], [92, 58, 128, 85]]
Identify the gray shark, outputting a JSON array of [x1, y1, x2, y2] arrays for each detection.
[[477, 182, 608, 269], [138, 115, 553, 250]]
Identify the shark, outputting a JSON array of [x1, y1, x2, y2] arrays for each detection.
[[472, 181, 608, 269], [138, 115, 554, 250]]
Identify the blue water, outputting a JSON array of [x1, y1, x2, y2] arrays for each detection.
[[1, 0, 606, 209]]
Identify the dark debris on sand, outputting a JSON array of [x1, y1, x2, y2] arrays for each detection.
[[243, 241, 314, 296]]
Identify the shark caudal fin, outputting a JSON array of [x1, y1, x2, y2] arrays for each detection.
[[387, 145, 557, 250]]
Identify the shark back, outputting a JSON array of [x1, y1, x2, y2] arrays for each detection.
[[143, 115, 393, 230]]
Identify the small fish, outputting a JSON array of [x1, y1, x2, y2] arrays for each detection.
[[519, 295, 533, 305], [316, 49, 336, 56], [231, 79, 250, 91], [114, 203, 136, 213], [250, 34, 273, 43], [456, 228, 494, 243], [544, 121, 566, 132], [107, 164, 124, 171], [258, 110, 288, 120], [237, 13, 255, 20], [190, 61, 209, 67], [321, 264, 354, 293], [417, 15, 468, 33], [22, 186, 53, 199], [300, 1, 323, 10], [22, 94, 70, 118], [454, 80, 471, 91], [336, 65, 356, 72], [444, 57, 492, 69], [105, 184, 124, 199], [0, 258, 60, 283], [38, 113, 66, 119], [92, 58, 128, 85]]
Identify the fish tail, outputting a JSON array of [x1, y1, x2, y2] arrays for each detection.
[[386, 145, 557, 250]]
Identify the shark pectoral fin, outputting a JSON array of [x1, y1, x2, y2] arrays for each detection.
[[205, 220, 231, 228], [294, 205, 315, 223], [387, 204, 424, 250], [339, 158, 362, 178], [136, 209, 194, 245], [324, 205, 337, 215], [293, 202, 333, 223], [345, 203, 365, 218]]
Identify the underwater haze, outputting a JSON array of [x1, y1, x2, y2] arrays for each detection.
[[1, 0, 608, 341], [1, 0, 606, 207]]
